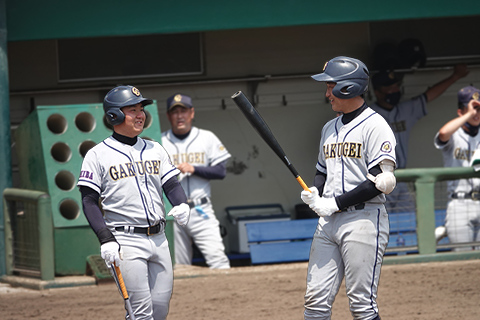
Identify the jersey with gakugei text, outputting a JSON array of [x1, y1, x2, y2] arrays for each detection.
[[370, 94, 426, 169], [316, 106, 397, 204], [77, 136, 180, 228], [161, 127, 231, 200], [434, 129, 480, 196]]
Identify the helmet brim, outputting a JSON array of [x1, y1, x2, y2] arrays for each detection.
[[311, 73, 335, 82], [140, 98, 153, 107]]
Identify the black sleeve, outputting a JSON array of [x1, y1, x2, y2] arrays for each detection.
[[193, 161, 227, 180], [79, 186, 116, 245], [163, 176, 188, 206], [313, 170, 327, 195], [335, 165, 383, 210]]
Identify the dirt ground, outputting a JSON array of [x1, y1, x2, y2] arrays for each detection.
[[1, 259, 480, 320]]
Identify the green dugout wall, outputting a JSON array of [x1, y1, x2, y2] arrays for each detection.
[[14, 102, 173, 275]]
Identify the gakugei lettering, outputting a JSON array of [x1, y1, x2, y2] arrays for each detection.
[[454, 148, 474, 161], [109, 160, 161, 181], [170, 152, 205, 166], [323, 142, 362, 159]]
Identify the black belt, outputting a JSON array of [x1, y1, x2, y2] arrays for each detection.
[[115, 223, 164, 236], [340, 203, 365, 212], [451, 192, 480, 200], [187, 197, 209, 208]]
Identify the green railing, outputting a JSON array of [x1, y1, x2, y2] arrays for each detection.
[[395, 166, 480, 255], [3, 188, 55, 280]]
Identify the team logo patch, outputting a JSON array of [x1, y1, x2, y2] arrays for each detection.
[[131, 87, 140, 96], [323, 61, 328, 71], [381, 141, 393, 153], [174, 94, 183, 102], [388, 72, 395, 80], [219, 145, 225, 151], [473, 92, 479, 101]]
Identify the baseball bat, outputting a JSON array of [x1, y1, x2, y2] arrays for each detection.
[[111, 264, 136, 320], [231, 91, 310, 192]]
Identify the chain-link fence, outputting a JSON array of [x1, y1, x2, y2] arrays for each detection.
[[3, 189, 54, 280], [386, 168, 480, 255]]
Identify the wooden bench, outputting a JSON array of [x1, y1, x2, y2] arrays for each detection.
[[246, 218, 318, 265]]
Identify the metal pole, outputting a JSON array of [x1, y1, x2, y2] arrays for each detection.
[[0, 0, 13, 277], [38, 194, 55, 280], [414, 176, 437, 255]]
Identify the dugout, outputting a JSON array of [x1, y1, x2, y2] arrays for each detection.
[[2, 1, 480, 277]]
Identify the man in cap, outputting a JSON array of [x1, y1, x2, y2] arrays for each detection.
[[434, 86, 480, 250], [161, 93, 232, 269], [371, 64, 469, 212]]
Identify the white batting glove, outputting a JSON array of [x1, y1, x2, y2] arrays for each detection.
[[301, 187, 338, 217], [301, 186, 319, 205], [309, 197, 339, 217], [168, 203, 190, 226], [100, 241, 122, 267]]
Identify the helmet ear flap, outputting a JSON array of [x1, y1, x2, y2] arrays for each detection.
[[106, 108, 125, 126], [332, 80, 369, 99]]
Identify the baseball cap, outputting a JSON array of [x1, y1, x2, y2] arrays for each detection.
[[371, 71, 404, 90], [166, 93, 193, 111], [458, 86, 480, 107]]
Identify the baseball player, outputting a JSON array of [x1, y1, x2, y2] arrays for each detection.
[[161, 93, 231, 269], [301, 56, 396, 320], [434, 86, 480, 251], [77, 85, 190, 320], [371, 65, 469, 212]]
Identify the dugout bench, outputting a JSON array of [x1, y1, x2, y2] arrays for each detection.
[[244, 209, 449, 265], [191, 204, 290, 266], [246, 218, 317, 264]]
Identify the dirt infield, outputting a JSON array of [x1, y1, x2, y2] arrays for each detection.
[[1, 259, 479, 320]]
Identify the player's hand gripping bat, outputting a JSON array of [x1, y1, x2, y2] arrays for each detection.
[[231, 91, 311, 192], [111, 263, 136, 320]]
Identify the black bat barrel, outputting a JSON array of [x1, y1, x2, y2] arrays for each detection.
[[231, 91, 300, 178]]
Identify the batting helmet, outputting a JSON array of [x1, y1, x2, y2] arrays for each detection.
[[397, 38, 426, 69], [103, 85, 153, 125], [311, 56, 369, 99]]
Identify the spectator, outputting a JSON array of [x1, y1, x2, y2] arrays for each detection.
[[371, 65, 470, 212], [434, 86, 480, 251], [161, 93, 232, 269]]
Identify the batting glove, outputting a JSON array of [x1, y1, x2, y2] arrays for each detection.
[[168, 203, 190, 226], [301, 186, 319, 205], [101, 241, 122, 267], [309, 197, 339, 217]]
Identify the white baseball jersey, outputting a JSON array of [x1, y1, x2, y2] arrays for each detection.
[[370, 94, 426, 169], [434, 128, 480, 249], [434, 130, 480, 196], [316, 107, 397, 204], [77, 136, 180, 228], [161, 126, 231, 269], [161, 127, 231, 200], [305, 105, 395, 320]]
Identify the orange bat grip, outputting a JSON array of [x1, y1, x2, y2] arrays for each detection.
[[296, 176, 311, 192], [114, 264, 129, 300]]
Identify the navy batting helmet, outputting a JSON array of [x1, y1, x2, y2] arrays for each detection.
[[103, 85, 153, 125], [311, 56, 369, 99]]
